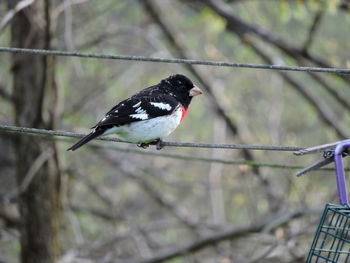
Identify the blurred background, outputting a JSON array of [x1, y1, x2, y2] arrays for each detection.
[[1, 0, 350, 262]]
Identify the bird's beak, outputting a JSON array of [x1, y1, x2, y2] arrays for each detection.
[[189, 85, 202, 96]]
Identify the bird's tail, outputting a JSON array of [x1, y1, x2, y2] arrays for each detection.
[[67, 129, 105, 151]]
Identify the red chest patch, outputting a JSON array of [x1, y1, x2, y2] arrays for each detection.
[[181, 106, 188, 121]]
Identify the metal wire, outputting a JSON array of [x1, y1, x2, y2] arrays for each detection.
[[1, 124, 346, 172], [1, 47, 350, 74], [0, 124, 302, 151], [87, 143, 306, 170]]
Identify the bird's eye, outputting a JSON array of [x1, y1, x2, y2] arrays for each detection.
[[177, 80, 182, 84]]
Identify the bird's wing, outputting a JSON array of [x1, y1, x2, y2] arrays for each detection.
[[93, 94, 180, 129]]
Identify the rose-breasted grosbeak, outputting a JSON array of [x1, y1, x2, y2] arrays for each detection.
[[67, 74, 202, 151]]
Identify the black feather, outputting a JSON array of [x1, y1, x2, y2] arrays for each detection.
[[67, 129, 105, 151], [93, 95, 179, 128]]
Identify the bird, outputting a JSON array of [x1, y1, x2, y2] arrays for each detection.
[[67, 74, 202, 151]]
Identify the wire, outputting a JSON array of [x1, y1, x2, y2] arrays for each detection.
[[0, 124, 341, 172], [0, 124, 302, 151], [86, 144, 327, 171], [1, 124, 344, 172], [1, 47, 350, 74]]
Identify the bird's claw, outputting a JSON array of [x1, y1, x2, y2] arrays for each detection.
[[137, 143, 150, 149], [155, 139, 163, 150], [137, 139, 163, 150]]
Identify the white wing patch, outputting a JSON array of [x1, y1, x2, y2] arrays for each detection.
[[133, 101, 141, 108], [130, 106, 148, 120], [150, 102, 172, 111], [135, 107, 147, 114], [130, 113, 149, 120]]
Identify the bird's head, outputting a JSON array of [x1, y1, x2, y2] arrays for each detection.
[[163, 74, 202, 107]]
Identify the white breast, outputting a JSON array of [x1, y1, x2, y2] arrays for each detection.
[[105, 106, 183, 143]]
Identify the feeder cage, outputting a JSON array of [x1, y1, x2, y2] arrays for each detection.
[[306, 141, 350, 262]]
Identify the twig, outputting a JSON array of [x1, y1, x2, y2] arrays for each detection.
[[302, 10, 324, 52], [201, 0, 350, 83], [100, 151, 200, 230], [0, 0, 35, 32], [0, 85, 13, 101], [124, 209, 305, 263], [247, 40, 347, 139], [3, 149, 53, 201], [198, 0, 347, 139]]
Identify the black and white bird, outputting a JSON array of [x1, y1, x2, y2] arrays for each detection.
[[67, 74, 202, 151]]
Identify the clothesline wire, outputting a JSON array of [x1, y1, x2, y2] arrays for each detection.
[[0, 124, 341, 172], [0, 124, 302, 152], [1, 47, 350, 74]]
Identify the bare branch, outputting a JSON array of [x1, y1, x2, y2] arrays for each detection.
[[4, 149, 53, 201], [70, 205, 118, 221], [244, 35, 347, 139], [0, 0, 35, 32], [100, 150, 201, 231], [52, 0, 89, 21], [0, 202, 21, 228], [201, 0, 350, 84], [125, 210, 305, 263], [0, 84, 13, 101], [302, 10, 324, 52], [308, 72, 350, 112], [198, 0, 348, 139]]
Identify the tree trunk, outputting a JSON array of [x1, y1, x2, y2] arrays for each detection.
[[11, 1, 61, 262]]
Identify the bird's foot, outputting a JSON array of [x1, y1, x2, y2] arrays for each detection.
[[137, 139, 163, 150], [137, 143, 150, 149], [154, 139, 163, 150]]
